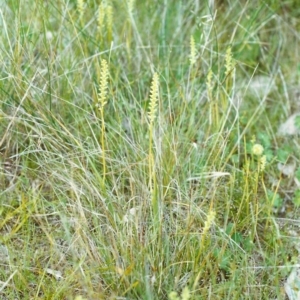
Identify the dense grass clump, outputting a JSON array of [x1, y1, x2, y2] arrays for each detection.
[[1, 1, 300, 299]]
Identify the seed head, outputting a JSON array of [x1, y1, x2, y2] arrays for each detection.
[[252, 144, 264, 156]]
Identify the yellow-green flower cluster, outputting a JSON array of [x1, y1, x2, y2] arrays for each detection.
[[148, 72, 159, 125], [97, 2, 114, 41], [203, 210, 216, 236], [97, 3, 105, 31], [189, 35, 196, 66], [206, 69, 213, 99], [97, 59, 109, 111], [260, 155, 267, 171], [77, 0, 85, 19], [128, 0, 135, 15], [168, 286, 191, 300], [106, 5, 113, 40], [225, 46, 233, 77]]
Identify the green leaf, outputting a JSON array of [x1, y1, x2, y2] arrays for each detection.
[[293, 190, 300, 207], [295, 167, 300, 181], [294, 115, 300, 130], [225, 223, 234, 235], [264, 149, 274, 161], [267, 190, 283, 208], [257, 132, 271, 148], [243, 236, 254, 251], [219, 254, 231, 271], [212, 248, 231, 271], [276, 147, 292, 163], [230, 154, 240, 164], [231, 232, 243, 244]]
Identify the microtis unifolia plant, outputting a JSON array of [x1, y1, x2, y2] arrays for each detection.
[[77, 0, 85, 23], [223, 46, 234, 112], [192, 209, 216, 290], [148, 72, 160, 225], [189, 35, 197, 67], [97, 2, 105, 39], [97, 59, 109, 186], [97, 2, 113, 44]]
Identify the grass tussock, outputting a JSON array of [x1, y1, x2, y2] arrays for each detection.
[[1, 0, 300, 299]]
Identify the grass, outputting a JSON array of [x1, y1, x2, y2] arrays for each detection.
[[1, 0, 300, 299]]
